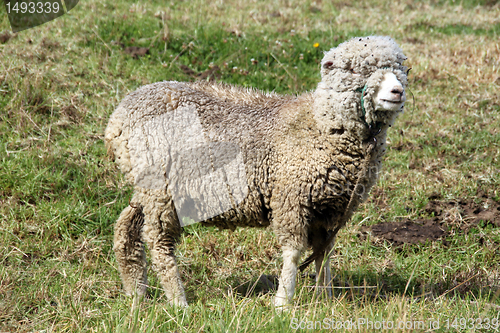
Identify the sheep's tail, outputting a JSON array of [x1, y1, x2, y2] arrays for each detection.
[[104, 105, 135, 178], [299, 138, 377, 272], [126, 201, 145, 231]]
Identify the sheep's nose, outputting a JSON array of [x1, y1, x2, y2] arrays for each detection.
[[390, 86, 404, 102], [391, 86, 404, 99]]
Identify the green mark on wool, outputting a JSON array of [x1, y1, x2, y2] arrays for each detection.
[[356, 84, 368, 125]]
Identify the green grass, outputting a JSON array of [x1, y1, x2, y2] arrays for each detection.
[[1, 0, 500, 332]]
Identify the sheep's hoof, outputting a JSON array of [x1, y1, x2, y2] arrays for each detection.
[[274, 304, 292, 314], [170, 298, 189, 308], [274, 296, 292, 313]]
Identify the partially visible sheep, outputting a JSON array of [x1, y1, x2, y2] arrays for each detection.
[[105, 36, 408, 307]]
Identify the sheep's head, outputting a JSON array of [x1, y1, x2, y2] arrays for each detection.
[[315, 36, 408, 137]]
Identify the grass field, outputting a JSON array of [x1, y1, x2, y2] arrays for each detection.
[[1, 0, 499, 332]]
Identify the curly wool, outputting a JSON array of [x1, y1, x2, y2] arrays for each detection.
[[105, 36, 408, 307]]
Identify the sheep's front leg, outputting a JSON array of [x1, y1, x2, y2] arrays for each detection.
[[314, 239, 335, 298], [142, 195, 188, 307], [271, 194, 307, 309], [113, 205, 148, 297], [275, 247, 301, 308]]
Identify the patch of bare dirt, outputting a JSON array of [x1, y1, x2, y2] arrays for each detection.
[[0, 32, 14, 44], [40, 38, 60, 50], [359, 219, 446, 246], [61, 104, 82, 122], [124, 46, 149, 59], [425, 191, 500, 230], [359, 191, 500, 246]]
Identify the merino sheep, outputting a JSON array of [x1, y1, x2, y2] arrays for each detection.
[[105, 36, 408, 307]]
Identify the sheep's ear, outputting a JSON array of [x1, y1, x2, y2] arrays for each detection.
[[323, 61, 334, 70]]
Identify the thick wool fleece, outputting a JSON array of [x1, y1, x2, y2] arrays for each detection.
[[105, 36, 408, 306]]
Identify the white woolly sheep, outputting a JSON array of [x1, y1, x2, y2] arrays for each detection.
[[105, 36, 408, 308]]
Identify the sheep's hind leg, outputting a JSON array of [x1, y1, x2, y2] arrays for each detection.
[[113, 205, 148, 297], [314, 239, 335, 299], [142, 194, 188, 307]]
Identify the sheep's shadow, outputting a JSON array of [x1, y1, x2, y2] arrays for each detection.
[[229, 269, 419, 300], [228, 268, 499, 303], [233, 274, 280, 297]]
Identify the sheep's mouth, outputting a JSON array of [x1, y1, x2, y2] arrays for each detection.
[[377, 99, 405, 111], [380, 99, 403, 104]]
